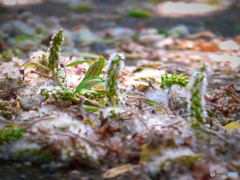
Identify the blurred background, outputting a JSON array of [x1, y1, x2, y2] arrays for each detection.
[[0, 0, 240, 61], [0, 0, 240, 65]]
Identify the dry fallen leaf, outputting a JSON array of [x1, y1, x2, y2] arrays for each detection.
[[12, 100, 21, 110], [224, 122, 240, 131], [82, 120, 95, 127], [102, 164, 139, 179], [199, 42, 219, 52], [136, 83, 150, 92], [223, 69, 234, 76]]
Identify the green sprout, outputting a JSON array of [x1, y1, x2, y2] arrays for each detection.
[[104, 53, 125, 105], [24, 29, 64, 86], [47, 29, 64, 73], [22, 30, 117, 110], [127, 10, 153, 19], [0, 48, 21, 62], [40, 55, 106, 107], [160, 72, 188, 89], [188, 72, 207, 124], [0, 126, 24, 146]]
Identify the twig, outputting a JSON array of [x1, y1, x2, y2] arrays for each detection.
[[31, 70, 52, 79], [201, 125, 230, 143], [24, 114, 55, 132], [151, 121, 182, 129], [128, 96, 172, 116], [0, 116, 26, 126], [17, 57, 35, 72], [83, 98, 105, 108], [64, 131, 105, 148]]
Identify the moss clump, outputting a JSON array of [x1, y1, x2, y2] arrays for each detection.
[[160, 72, 189, 89], [47, 29, 64, 72], [0, 111, 13, 119], [0, 48, 21, 62], [188, 72, 207, 124], [11, 148, 55, 163], [127, 10, 153, 19], [104, 53, 125, 105], [73, 5, 91, 12], [0, 127, 24, 146], [41, 87, 79, 102], [0, 100, 19, 119]]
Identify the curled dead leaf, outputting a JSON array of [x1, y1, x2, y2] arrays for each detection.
[[12, 100, 21, 110]]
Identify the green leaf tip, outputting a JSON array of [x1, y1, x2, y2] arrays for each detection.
[[104, 53, 125, 105], [188, 72, 207, 124], [74, 76, 104, 95], [48, 29, 64, 70], [82, 55, 105, 81], [24, 62, 49, 70], [66, 60, 93, 67]]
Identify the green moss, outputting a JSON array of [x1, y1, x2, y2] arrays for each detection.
[[0, 48, 21, 62], [0, 111, 13, 119], [148, 0, 159, 5], [104, 54, 124, 105], [76, 5, 91, 12], [48, 29, 64, 71], [41, 87, 79, 102], [17, 77, 24, 85], [0, 127, 24, 146], [205, 1, 220, 6], [174, 154, 204, 167], [127, 10, 153, 19], [68, 5, 91, 13], [12, 147, 56, 163], [188, 72, 206, 124], [0, 101, 8, 110], [160, 154, 204, 170], [160, 72, 189, 89]]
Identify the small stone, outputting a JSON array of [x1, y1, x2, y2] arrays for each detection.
[[189, 31, 216, 40], [20, 174, 27, 179], [1, 22, 13, 33], [18, 12, 33, 22], [168, 24, 190, 38], [69, 170, 82, 179], [138, 34, 165, 44]]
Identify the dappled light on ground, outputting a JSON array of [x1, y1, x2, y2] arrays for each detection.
[[162, 2, 213, 14], [157, 1, 233, 17], [1, 0, 42, 6]]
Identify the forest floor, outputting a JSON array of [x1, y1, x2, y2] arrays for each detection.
[[0, 0, 240, 180]]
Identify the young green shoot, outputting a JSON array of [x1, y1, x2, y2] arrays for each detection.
[[104, 53, 125, 105], [188, 72, 208, 125], [160, 72, 189, 90]]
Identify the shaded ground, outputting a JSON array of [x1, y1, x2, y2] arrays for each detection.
[[0, 159, 103, 180]]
